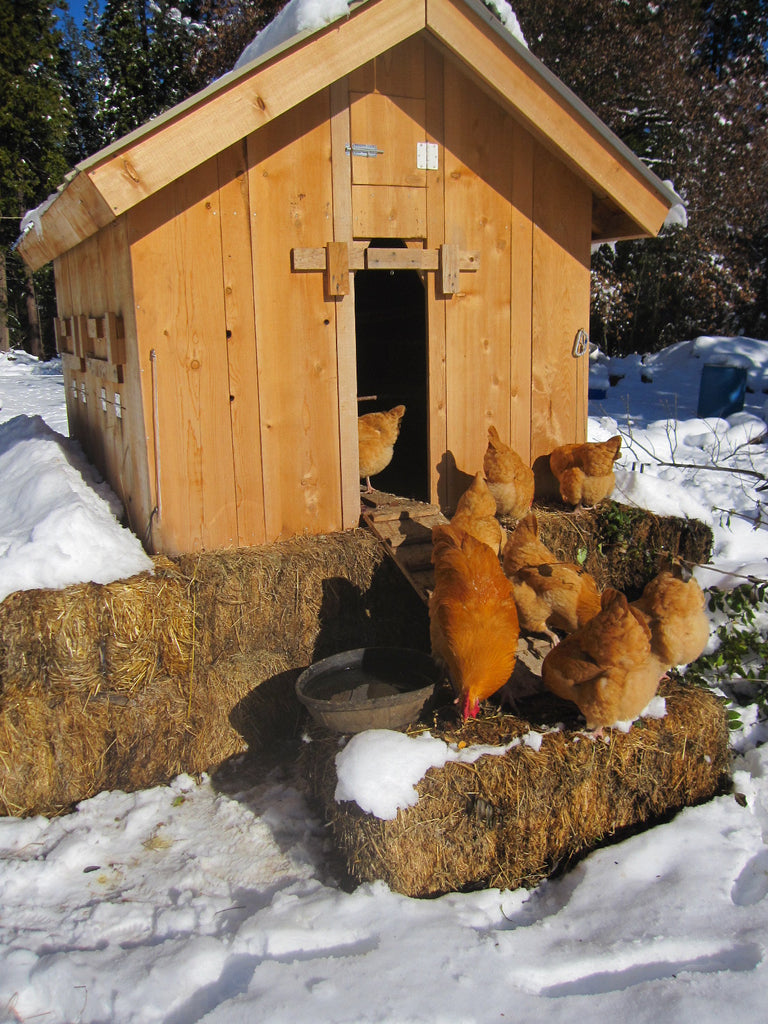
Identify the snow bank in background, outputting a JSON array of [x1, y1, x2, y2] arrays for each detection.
[[0, 415, 153, 603]]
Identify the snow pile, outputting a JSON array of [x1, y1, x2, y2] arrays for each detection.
[[0, 414, 152, 603], [334, 727, 543, 818], [235, 0, 352, 68]]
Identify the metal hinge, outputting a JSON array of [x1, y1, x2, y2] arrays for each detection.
[[346, 143, 383, 158], [417, 142, 438, 170]]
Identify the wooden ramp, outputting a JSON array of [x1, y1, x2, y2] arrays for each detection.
[[361, 492, 448, 605]]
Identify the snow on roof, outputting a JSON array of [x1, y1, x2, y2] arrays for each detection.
[[234, 0, 528, 70]]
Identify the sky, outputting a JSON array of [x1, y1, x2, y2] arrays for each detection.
[[58, 0, 95, 27]]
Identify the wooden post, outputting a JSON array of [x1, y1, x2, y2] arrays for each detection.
[[72, 315, 88, 361], [104, 312, 126, 366], [325, 241, 350, 295], [440, 243, 460, 295]]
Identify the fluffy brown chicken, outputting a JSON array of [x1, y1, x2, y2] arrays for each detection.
[[501, 512, 556, 576], [541, 588, 666, 731], [510, 563, 602, 638], [429, 523, 520, 720], [358, 405, 406, 492], [483, 426, 535, 520], [450, 472, 506, 555], [631, 569, 709, 668], [502, 512, 600, 636], [549, 435, 622, 507]]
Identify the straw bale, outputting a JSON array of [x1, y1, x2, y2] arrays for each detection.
[[500, 501, 713, 597], [0, 529, 428, 817], [0, 558, 194, 700], [174, 530, 425, 665], [302, 678, 730, 897]]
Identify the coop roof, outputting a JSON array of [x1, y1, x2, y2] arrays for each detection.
[[18, 0, 681, 271]]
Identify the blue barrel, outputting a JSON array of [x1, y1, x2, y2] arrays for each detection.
[[697, 364, 747, 418]]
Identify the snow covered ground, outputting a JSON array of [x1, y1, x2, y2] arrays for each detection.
[[1, 334, 768, 1023]]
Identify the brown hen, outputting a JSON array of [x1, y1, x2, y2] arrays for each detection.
[[502, 512, 601, 635], [549, 435, 622, 507], [631, 569, 709, 668], [357, 405, 406, 492], [501, 512, 556, 576], [510, 562, 602, 638], [450, 472, 506, 555], [483, 426, 535, 520], [429, 524, 520, 720], [541, 588, 667, 731]]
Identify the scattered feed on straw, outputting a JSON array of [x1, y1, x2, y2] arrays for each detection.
[[302, 678, 730, 898]]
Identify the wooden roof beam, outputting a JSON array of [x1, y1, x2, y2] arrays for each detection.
[[83, 0, 423, 220], [425, 0, 674, 238], [16, 171, 116, 271]]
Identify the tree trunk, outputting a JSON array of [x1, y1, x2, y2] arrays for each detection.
[[0, 251, 9, 352], [24, 263, 41, 359]]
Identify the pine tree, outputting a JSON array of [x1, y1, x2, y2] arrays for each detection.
[[96, 0, 156, 139], [58, 0, 109, 162], [512, 0, 768, 354], [0, 0, 72, 355], [193, 1, 284, 85]]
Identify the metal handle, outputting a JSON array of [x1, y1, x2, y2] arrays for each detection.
[[572, 329, 589, 357]]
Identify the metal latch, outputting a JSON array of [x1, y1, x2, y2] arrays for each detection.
[[572, 328, 589, 357], [346, 143, 383, 158]]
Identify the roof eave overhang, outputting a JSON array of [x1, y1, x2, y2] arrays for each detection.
[[17, 0, 679, 271]]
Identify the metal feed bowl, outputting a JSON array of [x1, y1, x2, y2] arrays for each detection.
[[296, 647, 440, 734]]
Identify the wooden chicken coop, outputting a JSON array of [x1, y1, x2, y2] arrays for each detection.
[[17, 0, 678, 556]]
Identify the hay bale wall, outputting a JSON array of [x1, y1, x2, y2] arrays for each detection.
[[303, 679, 729, 897], [0, 502, 714, 819], [0, 530, 428, 817], [514, 501, 713, 597]]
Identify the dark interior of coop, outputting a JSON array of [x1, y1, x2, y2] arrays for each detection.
[[354, 239, 430, 502]]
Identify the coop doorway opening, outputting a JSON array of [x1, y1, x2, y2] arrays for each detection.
[[355, 240, 429, 502]]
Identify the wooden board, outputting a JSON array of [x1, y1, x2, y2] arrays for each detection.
[[248, 90, 344, 541], [424, 43, 448, 507], [509, 125, 534, 464], [530, 144, 592, 462], [425, 0, 671, 236], [362, 494, 448, 604], [352, 184, 427, 239], [128, 157, 239, 554], [349, 93, 427, 187], [216, 141, 268, 547], [330, 78, 362, 531], [442, 61, 514, 506], [85, 0, 425, 221], [53, 219, 152, 541]]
